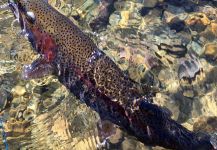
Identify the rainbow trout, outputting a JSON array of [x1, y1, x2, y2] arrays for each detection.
[[7, 0, 216, 149]]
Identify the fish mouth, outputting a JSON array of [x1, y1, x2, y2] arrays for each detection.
[[7, 1, 55, 79]]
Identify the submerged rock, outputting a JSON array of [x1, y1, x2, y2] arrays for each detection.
[[168, 17, 186, 32], [11, 85, 26, 97], [139, 7, 152, 16], [0, 89, 12, 112], [165, 0, 188, 6], [193, 116, 217, 133], [210, 23, 217, 36], [200, 89, 217, 116], [203, 43, 217, 61], [89, 0, 116, 31], [23, 108, 35, 121], [158, 43, 187, 57], [185, 13, 211, 33], [178, 54, 202, 83], [143, 0, 158, 8]]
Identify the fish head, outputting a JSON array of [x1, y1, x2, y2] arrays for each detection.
[[8, 0, 57, 79]]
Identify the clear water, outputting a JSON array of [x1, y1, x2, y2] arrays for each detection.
[[0, 0, 217, 150]]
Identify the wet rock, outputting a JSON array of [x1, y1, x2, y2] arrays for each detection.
[[109, 12, 121, 26], [4, 119, 30, 134], [200, 27, 216, 42], [168, 17, 186, 32], [158, 43, 187, 57], [210, 23, 217, 36], [131, 53, 160, 70], [12, 85, 26, 97], [178, 54, 202, 82], [188, 41, 203, 56], [162, 11, 176, 24], [197, 5, 217, 20], [205, 66, 217, 84], [121, 138, 138, 150], [128, 65, 144, 83], [143, 0, 158, 8], [185, 13, 211, 33], [23, 108, 35, 121], [193, 116, 217, 133], [9, 108, 18, 118], [89, 0, 116, 31], [203, 43, 217, 61], [183, 3, 196, 13], [109, 1, 144, 28], [183, 90, 195, 98], [154, 93, 180, 120], [139, 7, 152, 16], [165, 0, 188, 6], [42, 98, 54, 109], [0, 89, 13, 111], [97, 120, 116, 143], [200, 89, 217, 116], [158, 69, 179, 93], [114, 1, 134, 11]]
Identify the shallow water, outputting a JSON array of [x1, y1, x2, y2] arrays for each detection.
[[0, 0, 217, 150]]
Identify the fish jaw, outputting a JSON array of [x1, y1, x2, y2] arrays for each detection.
[[22, 28, 58, 80], [8, 0, 58, 79]]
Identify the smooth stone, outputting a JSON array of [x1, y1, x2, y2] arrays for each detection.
[[12, 85, 26, 96], [200, 90, 217, 116], [163, 11, 176, 23], [109, 12, 121, 26], [166, 0, 187, 6], [188, 41, 203, 56], [200, 27, 216, 42], [210, 23, 217, 36], [183, 90, 194, 98], [205, 66, 217, 84], [185, 13, 211, 33], [23, 108, 35, 121], [168, 17, 186, 32], [203, 43, 217, 61], [139, 7, 152, 16], [198, 5, 217, 20], [43, 98, 55, 108], [158, 43, 187, 57], [143, 0, 158, 8], [0, 89, 11, 111], [154, 93, 180, 120], [178, 56, 201, 82], [193, 116, 217, 133]]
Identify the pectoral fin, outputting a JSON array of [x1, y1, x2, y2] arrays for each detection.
[[22, 57, 55, 80]]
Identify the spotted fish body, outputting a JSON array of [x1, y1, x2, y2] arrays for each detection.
[[17, 0, 151, 107], [8, 0, 215, 149]]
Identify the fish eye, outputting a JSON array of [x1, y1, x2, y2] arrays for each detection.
[[26, 11, 36, 23]]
